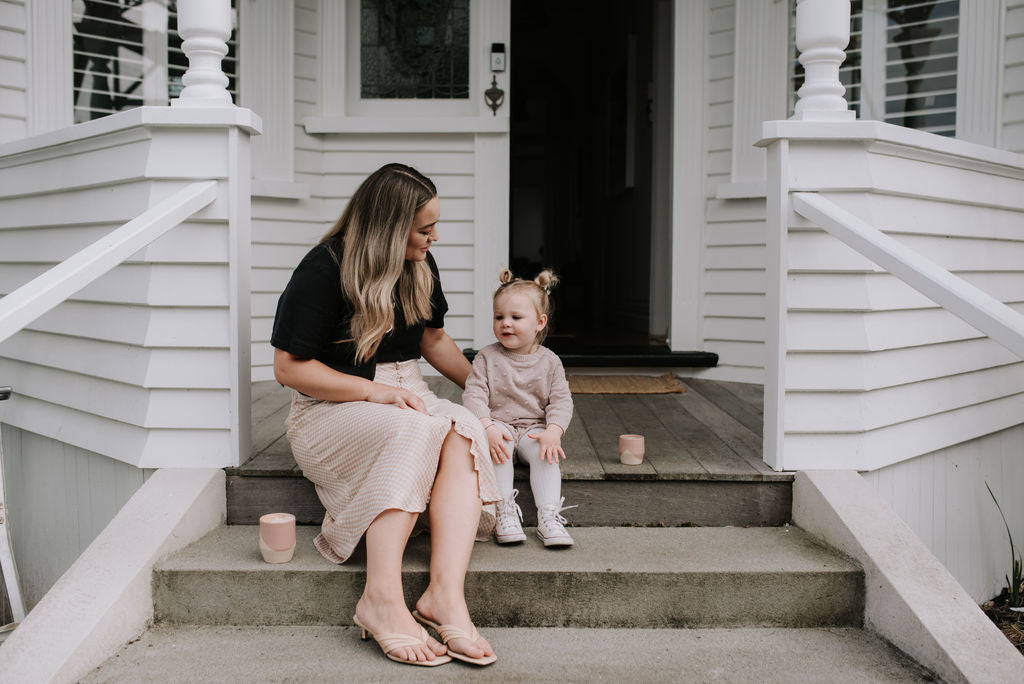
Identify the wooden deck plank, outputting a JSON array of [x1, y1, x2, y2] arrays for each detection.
[[672, 383, 775, 476], [251, 383, 290, 423], [252, 402, 291, 456], [713, 379, 764, 411], [608, 395, 708, 478], [237, 438, 298, 475], [242, 379, 781, 480], [251, 380, 285, 404], [573, 394, 658, 479], [683, 378, 764, 438], [231, 379, 795, 525], [559, 412, 607, 480], [649, 396, 761, 478]]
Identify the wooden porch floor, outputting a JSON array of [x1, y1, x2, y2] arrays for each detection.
[[244, 376, 789, 483]]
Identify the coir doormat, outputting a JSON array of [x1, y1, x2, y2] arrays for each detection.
[[567, 373, 687, 395]]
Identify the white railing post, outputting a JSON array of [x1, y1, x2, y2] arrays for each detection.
[[792, 0, 855, 120], [171, 0, 234, 108]]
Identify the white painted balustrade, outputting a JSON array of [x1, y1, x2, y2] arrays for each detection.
[[172, 0, 235, 107], [761, 119, 1024, 472], [792, 0, 855, 120]]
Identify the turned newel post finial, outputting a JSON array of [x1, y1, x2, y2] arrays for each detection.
[[792, 0, 855, 120], [172, 0, 234, 107]]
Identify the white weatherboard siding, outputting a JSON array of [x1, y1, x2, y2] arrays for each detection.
[[1004, 0, 1024, 151], [0, 109, 257, 468], [1, 424, 152, 609], [701, 197, 766, 383], [862, 424, 1024, 603], [764, 121, 1024, 471], [693, 0, 768, 384], [0, 0, 27, 143]]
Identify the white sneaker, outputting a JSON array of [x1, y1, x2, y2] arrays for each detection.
[[536, 497, 577, 547], [495, 489, 527, 544]]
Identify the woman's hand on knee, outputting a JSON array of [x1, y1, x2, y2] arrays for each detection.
[[366, 384, 428, 413]]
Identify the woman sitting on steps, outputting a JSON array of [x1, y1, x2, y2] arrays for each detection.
[[271, 163, 500, 667]]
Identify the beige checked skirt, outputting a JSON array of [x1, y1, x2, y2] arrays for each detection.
[[285, 359, 500, 564]]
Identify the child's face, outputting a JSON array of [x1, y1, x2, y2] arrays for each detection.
[[493, 292, 547, 354]]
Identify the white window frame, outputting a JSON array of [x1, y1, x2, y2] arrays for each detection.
[[346, 0, 477, 117], [320, 0, 480, 119]]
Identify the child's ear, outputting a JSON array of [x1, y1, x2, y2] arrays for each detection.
[[537, 313, 548, 331]]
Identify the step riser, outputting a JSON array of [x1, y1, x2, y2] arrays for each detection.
[[154, 569, 861, 629], [226, 477, 792, 527]]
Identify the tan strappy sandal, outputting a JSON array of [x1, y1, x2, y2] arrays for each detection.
[[352, 614, 452, 667], [412, 610, 497, 666]]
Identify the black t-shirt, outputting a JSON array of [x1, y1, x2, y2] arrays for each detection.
[[271, 236, 448, 379]]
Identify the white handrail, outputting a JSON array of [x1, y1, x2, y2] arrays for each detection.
[[792, 192, 1024, 359], [0, 181, 218, 347]]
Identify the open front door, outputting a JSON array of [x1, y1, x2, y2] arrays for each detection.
[[509, 0, 673, 356]]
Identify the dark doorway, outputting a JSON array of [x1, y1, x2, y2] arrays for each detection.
[[510, 0, 660, 355]]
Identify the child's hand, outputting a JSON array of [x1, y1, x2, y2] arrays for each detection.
[[528, 426, 566, 464], [486, 424, 513, 464]]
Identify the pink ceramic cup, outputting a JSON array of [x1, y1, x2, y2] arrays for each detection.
[[618, 434, 645, 465], [259, 512, 296, 563]]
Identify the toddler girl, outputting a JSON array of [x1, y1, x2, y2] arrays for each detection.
[[462, 269, 575, 547]]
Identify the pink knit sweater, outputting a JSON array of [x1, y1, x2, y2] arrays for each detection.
[[462, 343, 573, 432]]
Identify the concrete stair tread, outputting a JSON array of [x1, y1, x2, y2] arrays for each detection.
[[154, 525, 863, 629], [82, 625, 933, 683], [160, 524, 859, 575]]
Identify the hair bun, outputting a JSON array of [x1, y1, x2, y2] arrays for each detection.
[[534, 269, 559, 292], [498, 268, 515, 285]]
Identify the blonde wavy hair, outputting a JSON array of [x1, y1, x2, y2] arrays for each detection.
[[322, 163, 437, 363], [494, 268, 559, 346]]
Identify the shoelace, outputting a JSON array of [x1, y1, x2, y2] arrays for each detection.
[[498, 489, 524, 528], [538, 497, 578, 528]]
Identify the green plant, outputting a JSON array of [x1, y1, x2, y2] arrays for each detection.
[[985, 481, 1023, 608]]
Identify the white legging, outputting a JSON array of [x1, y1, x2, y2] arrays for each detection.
[[491, 422, 562, 508]]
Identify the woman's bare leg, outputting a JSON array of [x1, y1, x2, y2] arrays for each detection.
[[415, 428, 494, 659], [354, 509, 447, 663]]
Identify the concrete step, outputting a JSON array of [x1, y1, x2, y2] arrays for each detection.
[[225, 475, 792, 527], [82, 625, 934, 684], [154, 525, 863, 629]]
